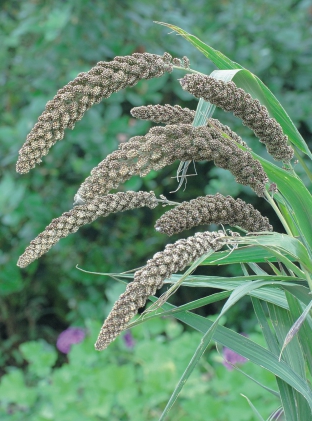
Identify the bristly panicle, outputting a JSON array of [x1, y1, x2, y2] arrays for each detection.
[[155, 193, 273, 236], [75, 124, 268, 204], [130, 104, 247, 147], [95, 230, 225, 350], [179, 74, 294, 161], [16, 53, 173, 174], [17, 191, 158, 268], [131, 104, 195, 124]]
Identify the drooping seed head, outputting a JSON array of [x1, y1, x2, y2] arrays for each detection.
[[95, 230, 225, 350], [179, 74, 294, 161], [130, 104, 247, 147], [17, 191, 158, 268], [16, 53, 173, 174], [75, 124, 268, 203], [155, 193, 273, 236]]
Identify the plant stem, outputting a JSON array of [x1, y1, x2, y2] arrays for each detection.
[[264, 190, 293, 237], [172, 65, 205, 75], [304, 269, 312, 292], [294, 150, 312, 183]]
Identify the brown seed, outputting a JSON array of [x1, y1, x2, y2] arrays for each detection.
[[179, 74, 294, 161], [155, 193, 272, 236], [95, 230, 226, 350], [130, 104, 247, 147], [75, 124, 268, 203], [16, 53, 173, 174], [17, 191, 158, 268]]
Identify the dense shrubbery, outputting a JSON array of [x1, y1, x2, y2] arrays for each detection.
[[0, 317, 278, 420]]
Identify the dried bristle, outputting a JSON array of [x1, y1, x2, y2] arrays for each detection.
[[75, 124, 268, 203], [95, 230, 225, 350], [17, 191, 158, 268], [16, 53, 173, 174], [130, 104, 247, 147], [180, 74, 294, 161], [155, 193, 273, 236]]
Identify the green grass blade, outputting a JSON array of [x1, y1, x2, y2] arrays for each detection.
[[279, 298, 312, 361], [252, 298, 280, 355], [252, 298, 300, 421], [159, 279, 277, 420], [267, 304, 305, 377], [176, 274, 302, 286], [222, 358, 280, 398], [282, 284, 311, 306], [155, 22, 243, 70], [258, 158, 312, 252], [159, 279, 308, 420], [253, 283, 308, 421], [155, 299, 312, 411], [274, 195, 300, 237], [156, 22, 311, 160], [277, 380, 299, 421], [193, 97, 215, 125], [248, 262, 268, 276], [233, 233, 312, 273], [268, 407, 284, 421], [258, 248, 304, 279], [241, 395, 265, 421], [285, 292, 312, 377], [128, 290, 231, 330], [201, 245, 295, 266], [127, 282, 293, 333], [267, 302, 310, 419]]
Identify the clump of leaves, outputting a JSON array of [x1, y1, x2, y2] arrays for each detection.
[[0, 318, 279, 421], [14, 22, 312, 421]]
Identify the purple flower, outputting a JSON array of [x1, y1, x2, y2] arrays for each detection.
[[56, 327, 85, 354], [222, 347, 248, 371], [123, 331, 135, 349]]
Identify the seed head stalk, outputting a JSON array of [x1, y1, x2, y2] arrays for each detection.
[[172, 65, 205, 75], [294, 150, 312, 183], [264, 190, 292, 237]]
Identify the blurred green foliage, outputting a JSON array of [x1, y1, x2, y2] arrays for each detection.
[[0, 317, 279, 420], [1, 0, 312, 412]]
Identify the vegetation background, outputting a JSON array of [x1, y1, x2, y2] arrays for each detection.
[[1, 0, 311, 419]]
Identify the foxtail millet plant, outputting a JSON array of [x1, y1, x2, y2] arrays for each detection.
[[15, 24, 312, 421]]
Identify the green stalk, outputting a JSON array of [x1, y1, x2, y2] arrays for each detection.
[[264, 190, 293, 237], [294, 150, 312, 183], [304, 270, 312, 292], [172, 65, 204, 75]]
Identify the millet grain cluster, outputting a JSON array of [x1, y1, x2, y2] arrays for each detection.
[[95, 230, 225, 350], [17, 191, 158, 268], [130, 104, 247, 147], [155, 193, 272, 236], [179, 74, 294, 161], [16, 53, 173, 174], [75, 124, 267, 204]]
